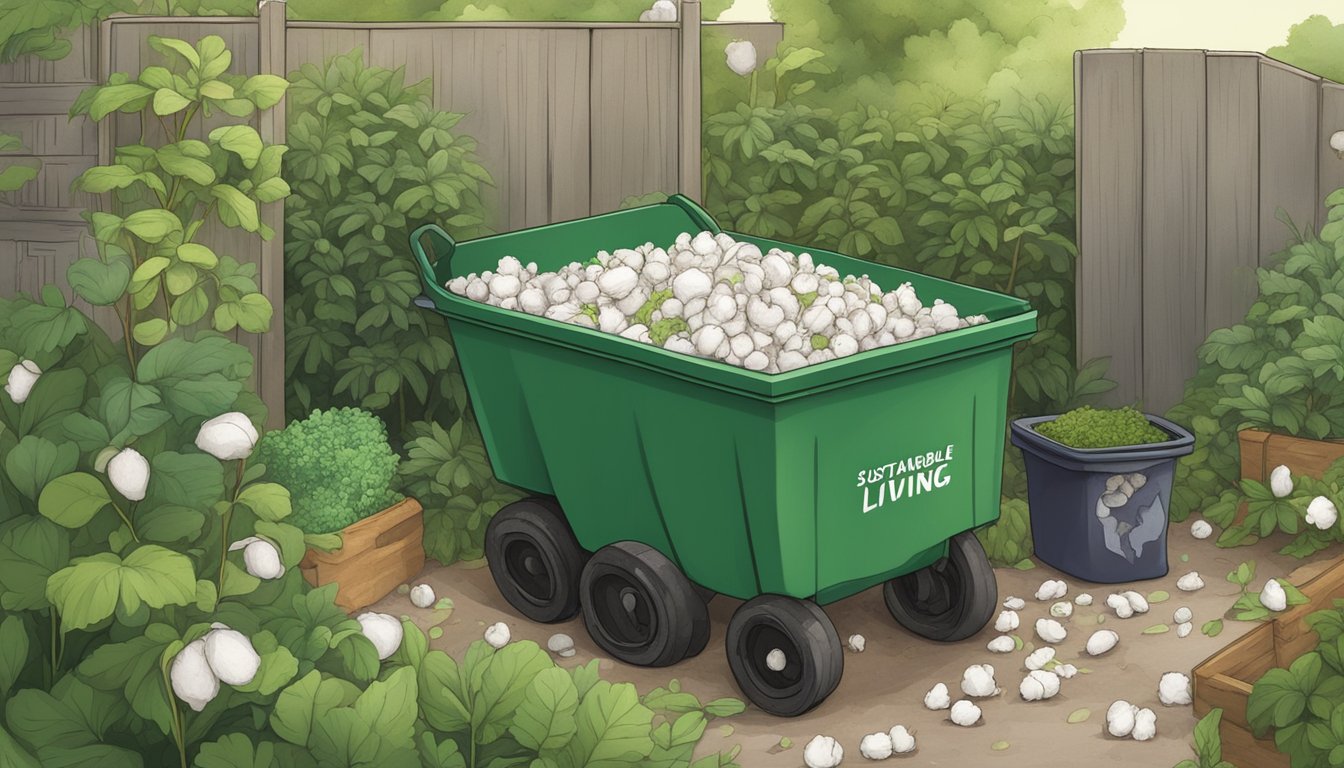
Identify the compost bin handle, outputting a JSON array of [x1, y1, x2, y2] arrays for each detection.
[[410, 223, 456, 274]]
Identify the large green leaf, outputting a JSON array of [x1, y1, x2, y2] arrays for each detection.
[[236, 483, 291, 522], [209, 125, 264, 169], [76, 625, 179, 735], [193, 733, 279, 768], [417, 651, 471, 733], [98, 377, 170, 442], [212, 184, 260, 232], [239, 74, 287, 109], [0, 722, 40, 768], [46, 545, 197, 631], [38, 472, 111, 528], [510, 667, 579, 752], [352, 667, 418, 747], [471, 641, 555, 745], [67, 254, 132, 306], [6, 435, 78, 502], [122, 209, 182, 244], [0, 615, 29, 698], [270, 671, 351, 747], [0, 517, 68, 611], [558, 681, 655, 768], [147, 451, 225, 511], [137, 335, 251, 417], [88, 83, 153, 121]]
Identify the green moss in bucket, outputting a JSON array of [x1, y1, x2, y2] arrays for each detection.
[[1034, 406, 1169, 449]]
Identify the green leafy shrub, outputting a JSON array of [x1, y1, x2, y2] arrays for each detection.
[[1247, 599, 1344, 765], [1173, 707, 1236, 768], [1201, 456, 1344, 558], [284, 49, 521, 564], [976, 497, 1033, 568], [0, 132, 39, 192], [255, 407, 402, 533], [1168, 190, 1344, 523], [1033, 406, 1168, 449], [0, 0, 254, 63]]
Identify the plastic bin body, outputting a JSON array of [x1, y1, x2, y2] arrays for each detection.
[[414, 196, 1037, 605], [1010, 415, 1195, 583]]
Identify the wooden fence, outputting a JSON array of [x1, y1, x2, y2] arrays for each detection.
[[1075, 48, 1344, 413], [0, 0, 782, 425]]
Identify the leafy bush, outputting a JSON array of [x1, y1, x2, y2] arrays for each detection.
[[255, 408, 402, 533], [977, 497, 1033, 568], [1167, 190, 1344, 522], [1201, 456, 1344, 559], [284, 50, 521, 563], [1034, 406, 1168, 449], [0, 0, 254, 63], [1173, 707, 1235, 768], [1247, 599, 1344, 765], [0, 132, 39, 192]]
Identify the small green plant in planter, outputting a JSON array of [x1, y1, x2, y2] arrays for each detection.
[[1034, 405, 1171, 449], [256, 407, 423, 610]]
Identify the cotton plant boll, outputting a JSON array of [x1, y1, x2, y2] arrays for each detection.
[[1050, 601, 1073, 618], [1177, 572, 1205, 591], [1260, 580, 1288, 612], [803, 735, 842, 768], [1106, 700, 1139, 738], [643, 0, 677, 22], [1132, 708, 1157, 741], [357, 612, 404, 660], [1158, 672, 1192, 706], [765, 648, 787, 672], [1270, 464, 1294, 498], [724, 40, 758, 77], [203, 628, 261, 686], [1003, 596, 1026, 611], [994, 610, 1020, 633], [484, 621, 511, 649], [547, 633, 576, 658], [986, 635, 1016, 653], [1024, 647, 1055, 671], [1035, 580, 1067, 601], [949, 700, 982, 727], [960, 664, 998, 697], [847, 634, 866, 653], [859, 731, 894, 760], [1019, 670, 1061, 702], [1105, 593, 1134, 619], [243, 539, 283, 580], [171, 639, 220, 712], [194, 412, 259, 461], [1176, 622, 1193, 638], [1190, 519, 1213, 539], [410, 584, 436, 609], [1035, 618, 1067, 644], [108, 447, 150, 501], [923, 682, 951, 710], [889, 725, 916, 754], [1307, 496, 1339, 530], [1173, 606, 1192, 624], [1086, 629, 1120, 656], [1056, 664, 1078, 679], [1074, 593, 1093, 606], [1121, 591, 1150, 614]]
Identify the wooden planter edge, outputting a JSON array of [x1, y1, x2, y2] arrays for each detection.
[[300, 496, 424, 567]]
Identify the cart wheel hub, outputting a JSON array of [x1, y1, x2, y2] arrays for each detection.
[[765, 648, 787, 672]]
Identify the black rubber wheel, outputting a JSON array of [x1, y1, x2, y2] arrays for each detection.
[[484, 497, 587, 623], [883, 531, 997, 642], [579, 541, 709, 667], [725, 595, 843, 717], [686, 582, 715, 659]]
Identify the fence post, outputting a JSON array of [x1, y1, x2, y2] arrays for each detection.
[[678, 0, 702, 202], [258, 0, 287, 429]]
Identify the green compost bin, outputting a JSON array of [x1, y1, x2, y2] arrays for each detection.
[[411, 196, 1036, 607]]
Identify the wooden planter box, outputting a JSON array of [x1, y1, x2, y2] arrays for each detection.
[[300, 497, 425, 612], [1192, 555, 1344, 768], [1240, 429, 1344, 483]]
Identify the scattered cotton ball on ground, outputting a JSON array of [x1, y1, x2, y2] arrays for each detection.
[[847, 634, 866, 653], [484, 621, 511, 648], [1190, 520, 1213, 539], [1074, 593, 1093, 606], [1087, 629, 1120, 656], [859, 732, 893, 760], [960, 664, 998, 698], [924, 682, 951, 710], [1003, 596, 1025, 611], [889, 725, 916, 753], [547, 633, 575, 657], [949, 700, 982, 726], [1025, 647, 1055, 671], [1177, 572, 1205, 591], [410, 583, 435, 609], [994, 610, 1020, 633], [803, 735, 843, 768], [1158, 672, 1192, 706], [987, 635, 1015, 653], [1035, 618, 1067, 644]]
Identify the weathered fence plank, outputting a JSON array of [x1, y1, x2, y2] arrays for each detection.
[[1141, 50, 1206, 412], [1075, 50, 1144, 407], [1204, 53, 1260, 336], [1077, 49, 1342, 414]]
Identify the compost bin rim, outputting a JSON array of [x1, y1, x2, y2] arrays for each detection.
[[1010, 413, 1196, 464]]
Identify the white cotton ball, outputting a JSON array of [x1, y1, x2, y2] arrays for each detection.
[[465, 278, 489, 303], [777, 351, 808, 372], [1106, 700, 1138, 738], [672, 268, 713, 303], [1035, 619, 1067, 644], [170, 639, 220, 712], [791, 272, 819, 295], [761, 253, 792, 288], [1074, 593, 1093, 606], [1019, 670, 1061, 702], [987, 635, 1016, 653], [1024, 647, 1055, 671], [709, 293, 738, 323], [484, 621, 511, 649], [357, 612, 404, 660], [1055, 663, 1078, 679], [1270, 465, 1294, 498], [489, 274, 521, 299], [693, 325, 726, 357], [949, 700, 982, 727], [1158, 672, 1192, 706], [994, 609, 1020, 634], [859, 732, 893, 760], [746, 297, 785, 331], [889, 725, 916, 753], [447, 276, 468, 295], [195, 412, 259, 461], [1105, 593, 1134, 619], [1307, 496, 1339, 530], [1177, 572, 1205, 591], [597, 305, 627, 334], [1132, 708, 1157, 741], [518, 287, 548, 315], [243, 539, 284, 580], [831, 334, 859, 358], [547, 633, 576, 658], [1050, 601, 1073, 618], [108, 448, 150, 501], [1190, 520, 1213, 539], [729, 333, 754, 359], [1173, 606, 1192, 624], [410, 584, 436, 609], [847, 634, 866, 653], [892, 317, 916, 338], [1003, 596, 1025, 611], [597, 266, 639, 299], [802, 735, 843, 768], [663, 336, 695, 355], [499, 297, 519, 311], [203, 628, 261, 686], [619, 324, 650, 343], [1086, 629, 1120, 656], [1177, 622, 1193, 638], [924, 682, 951, 710], [1035, 580, 1067, 601], [960, 664, 998, 698], [575, 281, 600, 304], [1260, 580, 1288, 612], [723, 40, 758, 77], [1121, 591, 1150, 614], [691, 231, 718, 256]]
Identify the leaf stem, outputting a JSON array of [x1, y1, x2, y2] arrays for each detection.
[[111, 501, 141, 542], [160, 662, 188, 768], [217, 458, 247, 595]]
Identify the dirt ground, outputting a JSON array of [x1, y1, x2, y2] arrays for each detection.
[[371, 524, 1338, 768]]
